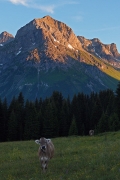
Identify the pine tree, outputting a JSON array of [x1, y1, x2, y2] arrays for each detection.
[[16, 93, 25, 140], [97, 112, 109, 133], [24, 101, 40, 140], [2, 98, 8, 141], [71, 93, 86, 135], [116, 82, 120, 121], [42, 100, 58, 138], [90, 95, 103, 130], [0, 98, 4, 141], [24, 100, 32, 140], [59, 100, 70, 136], [69, 116, 78, 136], [109, 113, 120, 131], [8, 110, 17, 141]]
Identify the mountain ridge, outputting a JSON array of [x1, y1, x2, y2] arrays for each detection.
[[78, 36, 120, 66], [0, 15, 120, 101]]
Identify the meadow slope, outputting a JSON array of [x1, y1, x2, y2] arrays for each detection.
[[0, 132, 120, 180]]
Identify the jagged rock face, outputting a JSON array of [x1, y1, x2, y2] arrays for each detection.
[[0, 16, 120, 102], [14, 16, 82, 64], [0, 31, 14, 45], [77, 36, 120, 68], [110, 43, 119, 57], [0, 16, 82, 69]]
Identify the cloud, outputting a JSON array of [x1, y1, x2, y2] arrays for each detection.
[[9, 0, 29, 6], [8, 0, 79, 14], [8, 0, 55, 13], [72, 15, 83, 22], [32, 4, 55, 14]]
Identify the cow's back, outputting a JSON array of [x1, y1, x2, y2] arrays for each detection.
[[47, 140, 54, 159]]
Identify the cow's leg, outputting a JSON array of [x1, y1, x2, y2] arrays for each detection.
[[40, 157, 48, 172]]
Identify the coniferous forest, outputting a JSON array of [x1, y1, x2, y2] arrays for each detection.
[[0, 82, 120, 142]]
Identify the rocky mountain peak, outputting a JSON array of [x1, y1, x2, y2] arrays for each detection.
[[77, 36, 92, 48], [0, 31, 14, 45], [13, 16, 82, 65], [15, 16, 82, 50], [110, 43, 119, 57], [91, 38, 101, 43]]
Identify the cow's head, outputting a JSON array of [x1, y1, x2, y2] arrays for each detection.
[[35, 137, 51, 153]]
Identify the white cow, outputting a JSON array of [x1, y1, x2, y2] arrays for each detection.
[[89, 130, 94, 136], [35, 137, 54, 172]]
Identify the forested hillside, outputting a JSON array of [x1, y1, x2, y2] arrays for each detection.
[[0, 82, 120, 142]]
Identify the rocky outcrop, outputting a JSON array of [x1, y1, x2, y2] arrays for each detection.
[[77, 36, 120, 68], [0, 31, 14, 45]]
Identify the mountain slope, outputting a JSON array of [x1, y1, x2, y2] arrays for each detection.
[[0, 16, 120, 101]]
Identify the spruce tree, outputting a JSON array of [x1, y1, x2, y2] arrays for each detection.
[[8, 110, 17, 141], [69, 116, 78, 136], [116, 82, 120, 121], [2, 98, 8, 141], [97, 112, 109, 133], [24, 101, 40, 140], [109, 113, 120, 131], [59, 100, 70, 136], [42, 100, 58, 138]]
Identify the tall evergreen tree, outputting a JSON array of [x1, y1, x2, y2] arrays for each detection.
[[109, 113, 120, 131], [2, 98, 8, 141], [8, 110, 17, 141], [90, 95, 103, 130], [69, 116, 78, 136], [16, 92, 25, 140], [24, 100, 32, 140], [59, 100, 70, 136], [115, 82, 120, 121], [24, 101, 40, 140], [42, 100, 58, 138], [96, 112, 109, 133], [71, 93, 86, 135]]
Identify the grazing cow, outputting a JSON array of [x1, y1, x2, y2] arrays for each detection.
[[35, 137, 54, 172], [89, 130, 94, 136]]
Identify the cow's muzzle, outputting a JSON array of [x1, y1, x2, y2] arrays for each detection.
[[41, 145, 46, 151]]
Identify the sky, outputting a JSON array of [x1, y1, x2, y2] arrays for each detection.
[[0, 0, 120, 52]]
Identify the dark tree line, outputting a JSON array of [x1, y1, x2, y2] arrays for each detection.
[[0, 82, 120, 142]]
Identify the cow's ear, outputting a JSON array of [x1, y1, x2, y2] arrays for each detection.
[[47, 139, 51, 143], [35, 140, 40, 145]]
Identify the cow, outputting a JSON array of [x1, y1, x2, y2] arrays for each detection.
[[35, 137, 54, 172], [89, 130, 94, 136]]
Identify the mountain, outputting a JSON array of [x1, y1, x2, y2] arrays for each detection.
[[0, 31, 14, 45], [0, 15, 120, 102], [77, 36, 120, 68]]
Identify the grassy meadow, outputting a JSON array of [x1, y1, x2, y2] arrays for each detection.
[[0, 132, 120, 180]]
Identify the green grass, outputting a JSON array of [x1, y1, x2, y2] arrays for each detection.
[[1, 132, 120, 180]]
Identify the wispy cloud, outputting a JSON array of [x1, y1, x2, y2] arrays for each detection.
[[72, 15, 83, 22], [8, 0, 55, 13], [32, 4, 55, 14], [7, 0, 79, 14], [9, 0, 29, 6]]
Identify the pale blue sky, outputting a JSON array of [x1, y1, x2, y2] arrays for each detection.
[[0, 0, 120, 52]]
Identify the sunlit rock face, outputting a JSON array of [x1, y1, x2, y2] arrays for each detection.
[[77, 36, 120, 68], [0, 31, 14, 45]]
